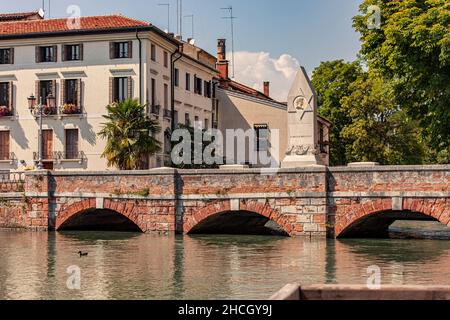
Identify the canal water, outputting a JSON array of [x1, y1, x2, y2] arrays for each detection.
[[0, 222, 449, 300]]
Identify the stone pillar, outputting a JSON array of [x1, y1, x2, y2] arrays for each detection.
[[281, 67, 324, 168]]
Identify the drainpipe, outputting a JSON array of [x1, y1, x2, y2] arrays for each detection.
[[136, 29, 143, 104], [171, 49, 183, 132]]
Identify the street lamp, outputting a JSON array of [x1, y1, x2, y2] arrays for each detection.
[[27, 93, 56, 170]]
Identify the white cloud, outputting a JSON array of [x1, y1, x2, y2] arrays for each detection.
[[231, 51, 301, 102]]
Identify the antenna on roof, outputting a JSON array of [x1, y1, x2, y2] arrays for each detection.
[[184, 14, 194, 40], [221, 6, 237, 79], [158, 3, 170, 33]]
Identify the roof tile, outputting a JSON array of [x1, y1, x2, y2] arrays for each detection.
[[0, 15, 150, 36]]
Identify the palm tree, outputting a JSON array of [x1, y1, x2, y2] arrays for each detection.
[[99, 99, 161, 170]]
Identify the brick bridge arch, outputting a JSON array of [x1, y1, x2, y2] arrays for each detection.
[[335, 198, 450, 238], [55, 199, 145, 232], [184, 200, 295, 236]]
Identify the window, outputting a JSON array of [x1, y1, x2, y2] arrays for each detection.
[[164, 84, 169, 109], [164, 51, 168, 68], [0, 82, 10, 107], [111, 42, 131, 59], [0, 48, 13, 64], [319, 123, 327, 153], [185, 113, 190, 126], [38, 80, 54, 105], [65, 129, 79, 160], [113, 77, 129, 102], [194, 76, 202, 95], [63, 44, 82, 61], [185, 73, 191, 91], [174, 110, 179, 125], [64, 79, 78, 105], [204, 118, 209, 130], [37, 46, 56, 63], [254, 124, 269, 152], [151, 78, 156, 106], [194, 116, 201, 129], [174, 68, 179, 87], [204, 81, 211, 98], [0, 131, 9, 161], [151, 44, 156, 61]]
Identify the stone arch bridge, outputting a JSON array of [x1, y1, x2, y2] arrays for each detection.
[[0, 165, 448, 238]]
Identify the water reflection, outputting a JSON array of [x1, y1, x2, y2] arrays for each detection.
[[0, 230, 449, 300]]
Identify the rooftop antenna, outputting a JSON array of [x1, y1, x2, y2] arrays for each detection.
[[179, 0, 183, 39], [184, 14, 194, 40], [158, 3, 170, 32], [176, 0, 179, 35], [221, 6, 237, 78]]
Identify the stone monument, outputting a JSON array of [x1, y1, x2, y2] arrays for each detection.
[[281, 67, 324, 168]]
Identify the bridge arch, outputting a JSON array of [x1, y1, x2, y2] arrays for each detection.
[[184, 200, 293, 236], [56, 199, 145, 232], [336, 198, 449, 238]]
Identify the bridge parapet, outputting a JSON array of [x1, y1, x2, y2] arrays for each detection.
[[0, 165, 447, 237]]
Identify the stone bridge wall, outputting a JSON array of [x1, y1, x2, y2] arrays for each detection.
[[0, 165, 448, 237]]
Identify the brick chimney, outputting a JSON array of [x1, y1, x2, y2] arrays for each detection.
[[263, 81, 270, 97], [216, 39, 229, 79]]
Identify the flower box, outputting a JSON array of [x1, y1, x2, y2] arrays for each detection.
[[0, 106, 11, 117], [60, 103, 80, 115]]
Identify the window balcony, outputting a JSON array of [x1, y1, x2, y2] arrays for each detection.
[[150, 105, 161, 116], [33, 151, 59, 162], [163, 109, 172, 119], [0, 106, 13, 118], [0, 152, 17, 165], [60, 103, 82, 116], [54, 151, 86, 164]]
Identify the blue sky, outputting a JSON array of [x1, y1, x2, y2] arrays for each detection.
[[1, 0, 363, 100]]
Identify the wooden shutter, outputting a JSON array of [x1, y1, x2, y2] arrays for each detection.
[[0, 131, 9, 161], [35, 81, 40, 102], [53, 45, 58, 62], [35, 46, 41, 63], [61, 45, 67, 62], [79, 43, 84, 61], [9, 48, 14, 64], [42, 130, 53, 160], [127, 41, 133, 58], [8, 81, 13, 112], [76, 79, 82, 108], [109, 42, 115, 59], [60, 79, 66, 105], [109, 77, 114, 104], [127, 77, 133, 99]]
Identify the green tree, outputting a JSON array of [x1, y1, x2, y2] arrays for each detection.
[[99, 99, 161, 170], [341, 75, 427, 164], [311, 60, 363, 165], [353, 0, 450, 163]]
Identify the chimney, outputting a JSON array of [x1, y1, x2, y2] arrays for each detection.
[[216, 39, 229, 79], [263, 81, 270, 97]]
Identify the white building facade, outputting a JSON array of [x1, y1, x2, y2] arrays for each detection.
[[0, 14, 217, 171]]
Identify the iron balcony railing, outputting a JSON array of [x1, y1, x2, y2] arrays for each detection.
[[163, 109, 172, 119], [150, 105, 161, 115]]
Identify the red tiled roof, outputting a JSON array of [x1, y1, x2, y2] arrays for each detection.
[[222, 79, 273, 101], [0, 11, 43, 22], [0, 15, 151, 36]]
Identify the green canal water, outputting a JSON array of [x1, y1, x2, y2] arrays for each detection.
[[0, 221, 449, 300]]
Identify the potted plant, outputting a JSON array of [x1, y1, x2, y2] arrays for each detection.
[[61, 103, 79, 115], [0, 106, 10, 117]]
